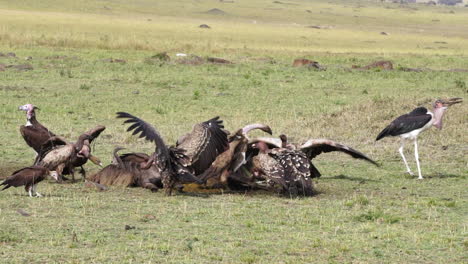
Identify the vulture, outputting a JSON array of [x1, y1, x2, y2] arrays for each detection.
[[247, 134, 379, 196], [1, 166, 58, 197], [18, 104, 55, 154], [35, 126, 104, 182], [116, 112, 229, 195], [199, 123, 272, 188], [61, 125, 106, 179]]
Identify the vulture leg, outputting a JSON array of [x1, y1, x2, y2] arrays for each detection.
[[68, 165, 76, 183], [161, 172, 175, 196], [55, 164, 66, 183], [26, 185, 33, 197], [398, 139, 413, 176], [32, 184, 42, 197], [80, 166, 86, 181], [414, 139, 423, 180]]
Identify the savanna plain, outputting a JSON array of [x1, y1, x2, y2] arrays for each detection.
[[0, 0, 467, 263]]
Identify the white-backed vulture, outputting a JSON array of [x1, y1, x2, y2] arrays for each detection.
[[247, 135, 379, 196]]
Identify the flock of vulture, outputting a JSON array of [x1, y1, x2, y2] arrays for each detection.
[[1, 98, 462, 197]]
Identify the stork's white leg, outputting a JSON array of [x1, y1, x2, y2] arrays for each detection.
[[398, 139, 413, 176], [27, 186, 33, 197], [414, 139, 423, 179]]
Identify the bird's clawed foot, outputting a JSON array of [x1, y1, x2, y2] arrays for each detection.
[[406, 171, 414, 176], [417, 176, 424, 180], [35, 192, 43, 197]]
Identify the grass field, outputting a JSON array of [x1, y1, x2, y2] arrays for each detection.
[[0, 0, 467, 263]]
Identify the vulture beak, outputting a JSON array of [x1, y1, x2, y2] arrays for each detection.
[[89, 155, 103, 167], [440, 97, 463, 107]]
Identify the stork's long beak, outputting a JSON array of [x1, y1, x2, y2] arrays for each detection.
[[88, 155, 103, 167], [441, 97, 463, 107]]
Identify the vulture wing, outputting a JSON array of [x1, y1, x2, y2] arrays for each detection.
[[20, 126, 55, 153], [116, 112, 169, 160], [1, 166, 47, 190], [300, 139, 378, 166], [176, 116, 229, 174], [34, 136, 68, 165], [252, 153, 288, 190], [376, 107, 432, 140], [83, 125, 106, 144]]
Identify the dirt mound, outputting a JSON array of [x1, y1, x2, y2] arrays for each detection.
[[352, 60, 393, 70], [207, 57, 232, 64], [199, 24, 211, 29], [102, 58, 127, 63], [292, 58, 324, 70], [205, 8, 226, 15], [5, 64, 33, 71], [0, 52, 16, 57], [177, 55, 205, 65]]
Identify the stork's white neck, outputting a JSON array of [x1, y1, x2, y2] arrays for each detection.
[[25, 120, 32, 127], [432, 107, 446, 130]]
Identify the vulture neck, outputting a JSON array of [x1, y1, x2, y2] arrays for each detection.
[[26, 112, 38, 127], [432, 107, 446, 130], [257, 142, 269, 153]]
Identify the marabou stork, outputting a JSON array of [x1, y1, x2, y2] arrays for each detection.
[[376, 97, 463, 179]]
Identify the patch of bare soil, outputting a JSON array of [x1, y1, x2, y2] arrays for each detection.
[[102, 58, 127, 63]]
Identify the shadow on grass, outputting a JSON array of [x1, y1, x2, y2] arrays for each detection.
[[322, 174, 379, 183], [422, 172, 464, 179]]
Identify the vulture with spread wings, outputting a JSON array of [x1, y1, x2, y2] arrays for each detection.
[[246, 134, 378, 196], [116, 112, 229, 195]]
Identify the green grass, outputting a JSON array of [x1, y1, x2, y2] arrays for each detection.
[[0, 0, 467, 263]]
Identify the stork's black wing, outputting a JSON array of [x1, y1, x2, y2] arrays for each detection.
[[176, 116, 229, 174], [376, 107, 432, 140], [116, 112, 169, 159], [299, 139, 378, 166]]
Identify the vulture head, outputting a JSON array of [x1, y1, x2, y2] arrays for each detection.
[[77, 125, 106, 165], [251, 141, 270, 153], [19, 104, 39, 124], [49, 170, 60, 181], [432, 97, 463, 130]]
